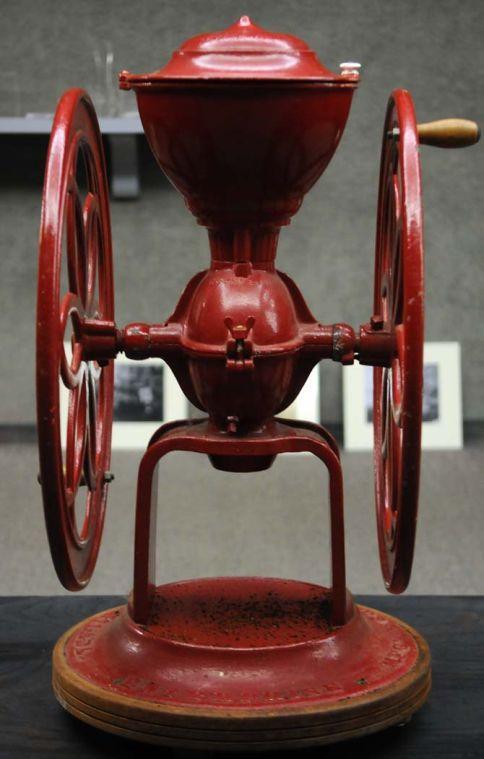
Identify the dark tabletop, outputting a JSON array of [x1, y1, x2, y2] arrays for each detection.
[[0, 595, 482, 758]]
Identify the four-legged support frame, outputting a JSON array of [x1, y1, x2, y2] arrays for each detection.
[[129, 417, 352, 627]]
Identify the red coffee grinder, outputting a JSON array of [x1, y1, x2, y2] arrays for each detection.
[[37, 16, 479, 750]]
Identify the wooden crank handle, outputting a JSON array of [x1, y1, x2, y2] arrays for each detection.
[[392, 119, 480, 148], [417, 119, 480, 148], [419, 119, 480, 148]]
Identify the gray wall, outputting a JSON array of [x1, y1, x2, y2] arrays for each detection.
[[1, 0, 483, 426]]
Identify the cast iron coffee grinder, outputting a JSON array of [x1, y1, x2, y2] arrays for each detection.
[[37, 17, 479, 750]]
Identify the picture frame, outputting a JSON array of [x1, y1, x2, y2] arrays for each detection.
[[60, 347, 188, 450], [342, 342, 463, 451]]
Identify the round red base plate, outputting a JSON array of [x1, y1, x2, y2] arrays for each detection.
[[53, 577, 430, 750]]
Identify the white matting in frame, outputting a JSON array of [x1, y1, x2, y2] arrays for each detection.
[[60, 346, 188, 450], [342, 342, 463, 451], [279, 365, 320, 425]]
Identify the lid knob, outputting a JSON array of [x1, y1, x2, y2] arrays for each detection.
[[339, 61, 361, 77]]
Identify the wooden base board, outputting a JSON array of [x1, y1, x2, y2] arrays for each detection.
[[53, 674, 430, 751]]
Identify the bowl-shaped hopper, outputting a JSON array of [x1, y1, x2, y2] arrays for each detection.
[[120, 16, 359, 228]]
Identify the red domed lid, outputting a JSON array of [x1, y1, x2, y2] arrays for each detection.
[[120, 16, 359, 87]]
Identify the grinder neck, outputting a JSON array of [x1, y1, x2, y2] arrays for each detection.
[[208, 226, 280, 272]]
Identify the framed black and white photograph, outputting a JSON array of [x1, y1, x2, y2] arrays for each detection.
[[343, 342, 463, 451], [61, 347, 188, 450]]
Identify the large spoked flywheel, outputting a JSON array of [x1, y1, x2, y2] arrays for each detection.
[[37, 89, 114, 590], [373, 89, 425, 594]]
